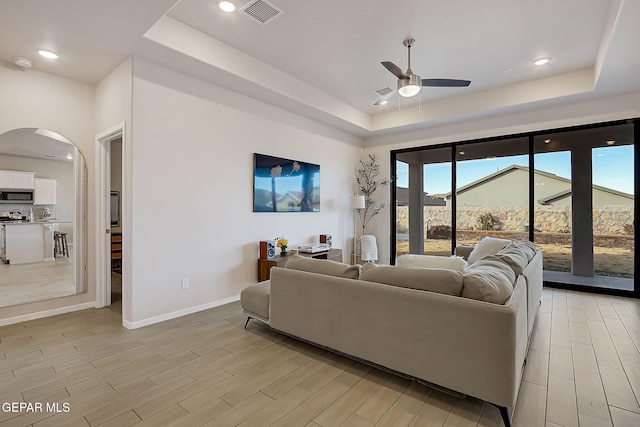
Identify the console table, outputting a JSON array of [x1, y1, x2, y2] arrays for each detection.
[[258, 248, 342, 282]]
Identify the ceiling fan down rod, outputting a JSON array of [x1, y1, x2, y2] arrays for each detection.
[[404, 38, 415, 73]]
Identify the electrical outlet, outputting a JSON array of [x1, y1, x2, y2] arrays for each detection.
[[181, 278, 189, 289]]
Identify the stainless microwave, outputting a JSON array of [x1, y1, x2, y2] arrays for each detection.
[[0, 190, 34, 204]]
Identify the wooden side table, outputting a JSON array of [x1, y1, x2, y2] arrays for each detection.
[[257, 248, 342, 282]]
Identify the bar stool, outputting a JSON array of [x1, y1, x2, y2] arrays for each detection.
[[54, 231, 69, 258]]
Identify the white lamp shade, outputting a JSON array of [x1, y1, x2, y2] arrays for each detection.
[[397, 74, 422, 97], [349, 195, 366, 209], [360, 235, 378, 262]]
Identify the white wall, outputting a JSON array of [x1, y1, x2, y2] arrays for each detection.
[[0, 66, 95, 322], [364, 91, 640, 265], [94, 58, 133, 321], [128, 58, 363, 326]]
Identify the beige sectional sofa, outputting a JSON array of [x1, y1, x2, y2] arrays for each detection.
[[241, 239, 543, 426]]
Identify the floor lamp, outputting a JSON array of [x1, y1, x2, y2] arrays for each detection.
[[349, 195, 365, 264]]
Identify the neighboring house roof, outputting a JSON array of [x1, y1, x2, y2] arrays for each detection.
[[396, 187, 446, 206], [444, 164, 634, 201], [536, 190, 572, 205]]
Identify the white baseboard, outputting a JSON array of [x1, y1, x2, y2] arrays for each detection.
[[0, 302, 96, 327], [122, 295, 241, 329]]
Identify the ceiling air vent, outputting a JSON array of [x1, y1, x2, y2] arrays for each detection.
[[241, 0, 283, 25], [374, 86, 394, 97]]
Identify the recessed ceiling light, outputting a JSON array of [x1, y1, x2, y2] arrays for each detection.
[[13, 57, 33, 68], [534, 58, 549, 66], [606, 140, 615, 145], [379, 100, 388, 105], [544, 139, 551, 144], [38, 49, 59, 59], [459, 151, 465, 155], [218, 1, 236, 12]]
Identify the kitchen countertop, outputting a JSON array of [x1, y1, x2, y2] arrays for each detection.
[[1, 219, 72, 225]]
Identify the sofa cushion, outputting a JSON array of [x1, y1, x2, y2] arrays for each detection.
[[467, 236, 512, 264], [396, 254, 467, 271], [515, 241, 537, 262], [495, 244, 529, 276], [284, 255, 362, 279], [360, 263, 464, 296], [462, 256, 516, 304], [240, 281, 270, 321]]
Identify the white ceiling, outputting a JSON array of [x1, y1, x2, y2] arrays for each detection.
[[1, 0, 639, 137], [0, 128, 76, 162]]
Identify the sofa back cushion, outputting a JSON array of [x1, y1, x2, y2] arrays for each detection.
[[467, 236, 511, 264], [396, 254, 467, 271], [494, 244, 530, 276], [462, 255, 516, 304], [360, 263, 464, 296], [516, 241, 537, 262], [285, 255, 362, 279]]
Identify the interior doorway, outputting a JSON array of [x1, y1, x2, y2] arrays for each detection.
[[109, 138, 123, 305], [95, 123, 125, 313]]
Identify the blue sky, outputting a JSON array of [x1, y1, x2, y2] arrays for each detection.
[[396, 145, 634, 195]]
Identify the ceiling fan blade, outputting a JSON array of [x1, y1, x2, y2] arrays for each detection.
[[421, 79, 471, 87], [381, 61, 409, 79], [374, 91, 396, 106]]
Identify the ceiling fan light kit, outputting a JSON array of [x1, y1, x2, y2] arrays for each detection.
[[398, 74, 421, 97]]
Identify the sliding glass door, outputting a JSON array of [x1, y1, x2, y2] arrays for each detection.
[[391, 119, 637, 295], [395, 147, 452, 256], [455, 137, 529, 247], [592, 143, 634, 281], [534, 140, 573, 275]]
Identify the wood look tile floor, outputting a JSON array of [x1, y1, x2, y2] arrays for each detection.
[[0, 253, 74, 308], [1, 288, 640, 426]]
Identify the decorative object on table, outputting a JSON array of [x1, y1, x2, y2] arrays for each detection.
[[259, 240, 276, 260], [276, 236, 288, 256], [253, 153, 320, 212], [350, 154, 391, 263], [360, 235, 378, 263], [319, 234, 332, 248]]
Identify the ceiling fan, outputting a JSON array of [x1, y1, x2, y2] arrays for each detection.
[[375, 38, 471, 106]]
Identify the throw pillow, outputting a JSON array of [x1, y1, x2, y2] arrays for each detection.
[[495, 244, 529, 276], [284, 255, 362, 279], [461, 255, 516, 304], [396, 254, 467, 271], [360, 263, 464, 296], [467, 236, 512, 264]]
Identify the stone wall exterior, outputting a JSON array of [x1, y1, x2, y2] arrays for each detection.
[[396, 205, 634, 236]]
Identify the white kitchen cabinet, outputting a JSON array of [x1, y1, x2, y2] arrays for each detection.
[[34, 178, 57, 205], [0, 170, 35, 189]]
